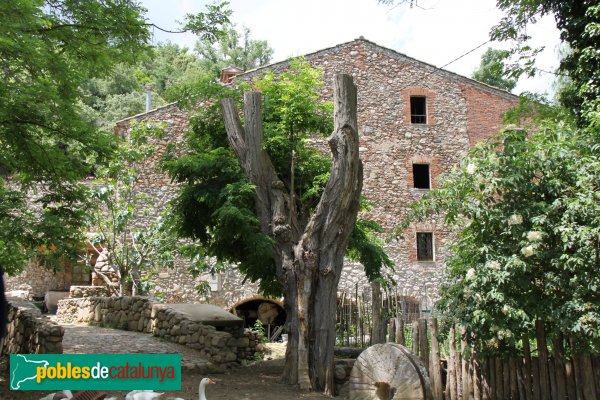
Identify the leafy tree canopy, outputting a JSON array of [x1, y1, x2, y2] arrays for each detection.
[[491, 0, 600, 120], [164, 60, 391, 296], [401, 121, 600, 353], [82, 24, 272, 133], [81, 42, 208, 132], [472, 48, 517, 92], [0, 0, 230, 274], [195, 24, 274, 78]]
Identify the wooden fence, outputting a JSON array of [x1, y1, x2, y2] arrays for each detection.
[[336, 286, 422, 347], [392, 318, 600, 400]]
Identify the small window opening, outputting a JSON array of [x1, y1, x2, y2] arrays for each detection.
[[416, 232, 434, 261], [410, 96, 427, 124], [413, 163, 430, 189]]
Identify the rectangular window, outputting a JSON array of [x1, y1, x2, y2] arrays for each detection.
[[413, 163, 431, 189], [410, 96, 427, 124], [416, 232, 434, 261]]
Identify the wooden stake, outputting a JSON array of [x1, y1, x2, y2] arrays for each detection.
[[430, 318, 444, 400], [535, 320, 550, 400], [396, 317, 405, 346], [553, 335, 567, 400], [448, 326, 458, 400], [461, 327, 469, 399], [419, 318, 429, 371], [523, 334, 533, 400]]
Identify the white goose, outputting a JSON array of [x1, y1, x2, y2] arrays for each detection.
[[121, 378, 216, 400], [125, 390, 164, 400], [198, 377, 216, 400], [172, 377, 216, 400]]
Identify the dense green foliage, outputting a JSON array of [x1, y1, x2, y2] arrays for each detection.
[[471, 48, 517, 92], [0, 0, 231, 275], [165, 61, 391, 295], [401, 121, 600, 351], [0, 0, 151, 273], [81, 43, 204, 132], [195, 25, 274, 78], [82, 26, 273, 133], [492, 0, 600, 120]]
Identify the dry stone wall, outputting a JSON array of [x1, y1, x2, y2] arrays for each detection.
[[2, 298, 64, 355], [55, 296, 257, 364], [4, 259, 70, 300], [69, 285, 111, 298]]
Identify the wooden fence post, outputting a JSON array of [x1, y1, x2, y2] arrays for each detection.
[[412, 320, 419, 355], [502, 357, 510, 399], [495, 357, 504, 400], [472, 349, 482, 400], [553, 335, 567, 400], [565, 358, 577, 400], [592, 356, 600, 400], [448, 326, 458, 400], [581, 354, 598, 400], [396, 318, 405, 346], [481, 357, 491, 400], [461, 327, 470, 400], [430, 318, 444, 400], [523, 334, 534, 400], [509, 357, 518, 399], [535, 320, 550, 400], [419, 318, 429, 371]]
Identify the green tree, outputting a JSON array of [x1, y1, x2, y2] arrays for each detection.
[[165, 61, 391, 393], [401, 122, 600, 352], [472, 48, 517, 92], [491, 0, 600, 120], [88, 122, 178, 296], [195, 25, 274, 77], [0, 1, 230, 274]]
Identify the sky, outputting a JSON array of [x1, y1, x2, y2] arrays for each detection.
[[139, 0, 562, 96]]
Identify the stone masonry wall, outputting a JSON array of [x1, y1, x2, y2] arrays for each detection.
[[2, 298, 64, 355], [55, 296, 257, 364], [69, 285, 111, 298], [4, 258, 70, 300]]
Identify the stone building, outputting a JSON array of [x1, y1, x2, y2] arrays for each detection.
[[6, 38, 518, 321]]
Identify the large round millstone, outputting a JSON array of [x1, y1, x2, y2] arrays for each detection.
[[348, 343, 433, 400]]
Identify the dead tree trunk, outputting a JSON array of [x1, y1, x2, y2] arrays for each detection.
[[221, 74, 362, 394]]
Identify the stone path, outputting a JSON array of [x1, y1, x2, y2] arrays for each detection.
[[59, 323, 217, 372]]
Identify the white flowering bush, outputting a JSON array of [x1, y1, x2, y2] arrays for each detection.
[[400, 122, 600, 353]]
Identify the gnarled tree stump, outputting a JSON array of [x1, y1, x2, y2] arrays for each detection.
[[349, 343, 433, 400]]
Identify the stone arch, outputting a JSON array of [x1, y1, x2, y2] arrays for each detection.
[[230, 296, 286, 339]]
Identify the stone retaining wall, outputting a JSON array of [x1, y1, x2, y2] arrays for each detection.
[[2, 298, 64, 355], [56, 296, 258, 364], [69, 285, 111, 298]]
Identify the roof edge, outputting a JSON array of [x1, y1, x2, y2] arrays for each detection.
[[239, 37, 519, 101]]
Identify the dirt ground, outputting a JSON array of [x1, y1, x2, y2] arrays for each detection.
[[0, 344, 338, 400]]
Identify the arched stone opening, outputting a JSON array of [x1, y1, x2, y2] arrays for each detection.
[[230, 296, 286, 341]]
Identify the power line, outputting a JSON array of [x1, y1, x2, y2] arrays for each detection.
[[438, 40, 491, 71], [397, 39, 492, 92]]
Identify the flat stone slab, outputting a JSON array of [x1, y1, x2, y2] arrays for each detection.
[[165, 304, 243, 327]]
